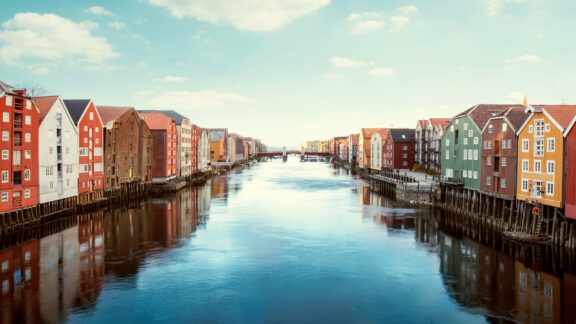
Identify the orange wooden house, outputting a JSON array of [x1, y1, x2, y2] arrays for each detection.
[[516, 105, 576, 211]]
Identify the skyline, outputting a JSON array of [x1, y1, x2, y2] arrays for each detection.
[[1, 0, 575, 146]]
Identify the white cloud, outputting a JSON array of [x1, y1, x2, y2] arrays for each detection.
[[85, 6, 115, 17], [505, 54, 541, 63], [0, 13, 119, 71], [147, 0, 331, 32], [347, 6, 417, 35], [154, 75, 189, 83], [147, 90, 250, 109], [107, 21, 126, 30], [369, 68, 395, 77], [507, 91, 526, 103], [486, 0, 530, 16], [329, 57, 374, 68]]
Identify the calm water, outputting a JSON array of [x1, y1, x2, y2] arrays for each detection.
[[1, 159, 575, 323]]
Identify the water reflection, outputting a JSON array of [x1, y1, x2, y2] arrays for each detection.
[[0, 161, 575, 323]]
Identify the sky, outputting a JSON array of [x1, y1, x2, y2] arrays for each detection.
[[1, 0, 575, 147]]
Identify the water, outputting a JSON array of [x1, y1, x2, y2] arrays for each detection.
[[1, 159, 574, 323]]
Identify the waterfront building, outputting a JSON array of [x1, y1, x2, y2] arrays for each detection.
[[480, 107, 528, 200], [338, 138, 348, 161], [140, 110, 192, 178], [358, 128, 380, 170], [516, 105, 576, 209], [415, 120, 427, 167], [198, 129, 210, 172], [34, 96, 79, 205], [415, 118, 450, 173], [0, 82, 39, 213], [190, 124, 201, 174], [242, 137, 253, 160], [347, 134, 359, 164], [441, 104, 519, 189], [63, 99, 105, 204], [138, 118, 154, 183], [96, 106, 145, 189], [370, 129, 387, 171], [565, 115, 576, 219], [138, 112, 178, 183], [382, 128, 416, 170], [208, 128, 228, 163], [227, 133, 237, 163]]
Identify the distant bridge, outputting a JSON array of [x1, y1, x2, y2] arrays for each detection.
[[257, 151, 331, 158]]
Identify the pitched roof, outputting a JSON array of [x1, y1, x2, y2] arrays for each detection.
[[417, 119, 427, 128], [138, 112, 174, 130], [361, 128, 381, 139], [63, 99, 91, 124], [32, 96, 59, 122], [503, 107, 530, 131], [389, 128, 415, 143], [455, 104, 524, 130], [540, 105, 576, 130], [138, 109, 188, 124], [96, 106, 133, 127], [429, 118, 451, 129], [0, 81, 29, 97], [350, 134, 359, 143]]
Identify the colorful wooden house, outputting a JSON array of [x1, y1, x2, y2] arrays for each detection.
[[480, 107, 529, 200], [565, 115, 576, 219], [347, 134, 359, 164], [441, 105, 521, 189], [138, 112, 178, 183], [383, 128, 416, 170], [358, 128, 380, 170], [516, 105, 576, 209], [370, 129, 387, 171], [198, 129, 210, 172], [208, 128, 228, 163], [63, 100, 105, 204]]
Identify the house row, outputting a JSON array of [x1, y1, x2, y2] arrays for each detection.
[[324, 100, 576, 221], [0, 81, 264, 214]]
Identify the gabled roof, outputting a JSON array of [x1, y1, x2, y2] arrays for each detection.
[[429, 118, 451, 130], [138, 112, 175, 130], [32, 96, 59, 122], [361, 128, 381, 139], [503, 107, 530, 131], [455, 104, 524, 130], [0, 81, 29, 97], [139, 109, 188, 124], [96, 106, 134, 128], [63, 99, 92, 124], [416, 119, 427, 129], [388, 128, 415, 143], [538, 105, 576, 129]]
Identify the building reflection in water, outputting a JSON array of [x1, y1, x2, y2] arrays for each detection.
[[0, 186, 211, 322]]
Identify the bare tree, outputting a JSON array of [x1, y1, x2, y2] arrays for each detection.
[[18, 83, 49, 97]]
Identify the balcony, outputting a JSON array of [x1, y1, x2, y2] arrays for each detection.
[[14, 98, 24, 111], [442, 177, 465, 186]]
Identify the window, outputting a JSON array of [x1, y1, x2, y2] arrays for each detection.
[[1, 150, 7, 160], [84, 125, 88, 132], [445, 139, 450, 146], [94, 148, 102, 156], [501, 179, 507, 188], [502, 141, 506, 149], [24, 150, 30, 159], [522, 159, 529, 172], [95, 127, 99, 133], [83, 138, 87, 144], [534, 160, 542, 173], [533, 181, 543, 198], [49, 147, 53, 155], [1, 171, 8, 183], [468, 130, 473, 137], [445, 150, 449, 160], [502, 123, 507, 132], [2, 112, 9, 122], [486, 176, 491, 186], [535, 120, 545, 137], [547, 138, 555, 152], [487, 156, 492, 165], [547, 161, 555, 174], [2, 131, 9, 141], [522, 139, 529, 152], [89, 112, 94, 120], [522, 179, 529, 192], [501, 157, 507, 166], [24, 115, 31, 125], [463, 170, 468, 178], [49, 181, 53, 189], [545, 124, 550, 132], [488, 124, 493, 133], [24, 169, 30, 181], [484, 140, 492, 149], [534, 139, 544, 157], [473, 137, 479, 145], [463, 123, 468, 130], [24, 133, 30, 143], [473, 171, 478, 179], [463, 150, 468, 160], [474, 150, 478, 161], [546, 182, 554, 196], [463, 138, 468, 145], [79, 148, 88, 156], [1, 192, 7, 202], [23, 189, 30, 198], [529, 125, 533, 133]]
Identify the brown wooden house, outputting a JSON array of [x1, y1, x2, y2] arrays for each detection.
[[480, 107, 529, 199]]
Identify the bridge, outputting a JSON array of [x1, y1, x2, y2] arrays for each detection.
[[256, 151, 331, 158]]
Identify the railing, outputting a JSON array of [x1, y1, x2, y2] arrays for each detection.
[[13, 121, 22, 128], [14, 140, 22, 147], [442, 177, 465, 185], [57, 153, 62, 161]]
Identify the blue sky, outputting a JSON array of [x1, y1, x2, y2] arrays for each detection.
[[1, 0, 575, 147]]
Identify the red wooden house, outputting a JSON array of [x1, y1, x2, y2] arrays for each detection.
[[382, 129, 416, 170], [63, 100, 105, 204], [191, 124, 201, 174], [138, 112, 178, 183], [0, 81, 39, 213], [564, 116, 576, 219]]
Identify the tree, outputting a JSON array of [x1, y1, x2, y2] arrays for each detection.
[[18, 83, 49, 97]]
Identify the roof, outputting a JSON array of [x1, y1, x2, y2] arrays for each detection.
[[138, 112, 175, 130], [455, 104, 524, 130], [96, 106, 133, 127], [539, 105, 576, 130], [63, 99, 91, 124], [389, 128, 415, 143], [139, 109, 188, 124], [32, 96, 59, 122], [429, 118, 451, 130], [0, 81, 29, 97], [417, 119, 427, 129], [361, 128, 381, 139], [503, 107, 530, 131]]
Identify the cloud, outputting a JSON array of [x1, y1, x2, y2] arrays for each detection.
[[507, 91, 525, 103], [347, 6, 417, 35], [505, 54, 541, 63], [147, 0, 331, 32], [85, 6, 115, 17], [107, 21, 126, 30], [486, 0, 530, 16], [0, 13, 118, 72], [147, 90, 250, 109], [369, 68, 395, 77], [193, 30, 213, 43], [329, 57, 374, 68], [154, 75, 189, 83]]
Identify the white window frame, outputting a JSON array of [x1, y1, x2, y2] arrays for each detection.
[[1, 192, 8, 202], [24, 115, 31, 126], [546, 182, 554, 196], [522, 159, 529, 172], [534, 160, 542, 173], [1, 150, 8, 160], [24, 169, 30, 181], [1, 171, 8, 183], [534, 139, 544, 157], [522, 139, 529, 152], [521, 179, 529, 192], [547, 160, 555, 174], [547, 138, 555, 152]]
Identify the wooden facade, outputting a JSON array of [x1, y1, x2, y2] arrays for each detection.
[[383, 128, 416, 170], [563, 115, 576, 219], [138, 113, 178, 183], [359, 128, 379, 169], [138, 119, 153, 183]]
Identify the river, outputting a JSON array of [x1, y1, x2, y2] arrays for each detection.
[[0, 158, 574, 323]]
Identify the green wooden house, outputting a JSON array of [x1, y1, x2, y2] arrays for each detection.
[[441, 104, 522, 189]]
